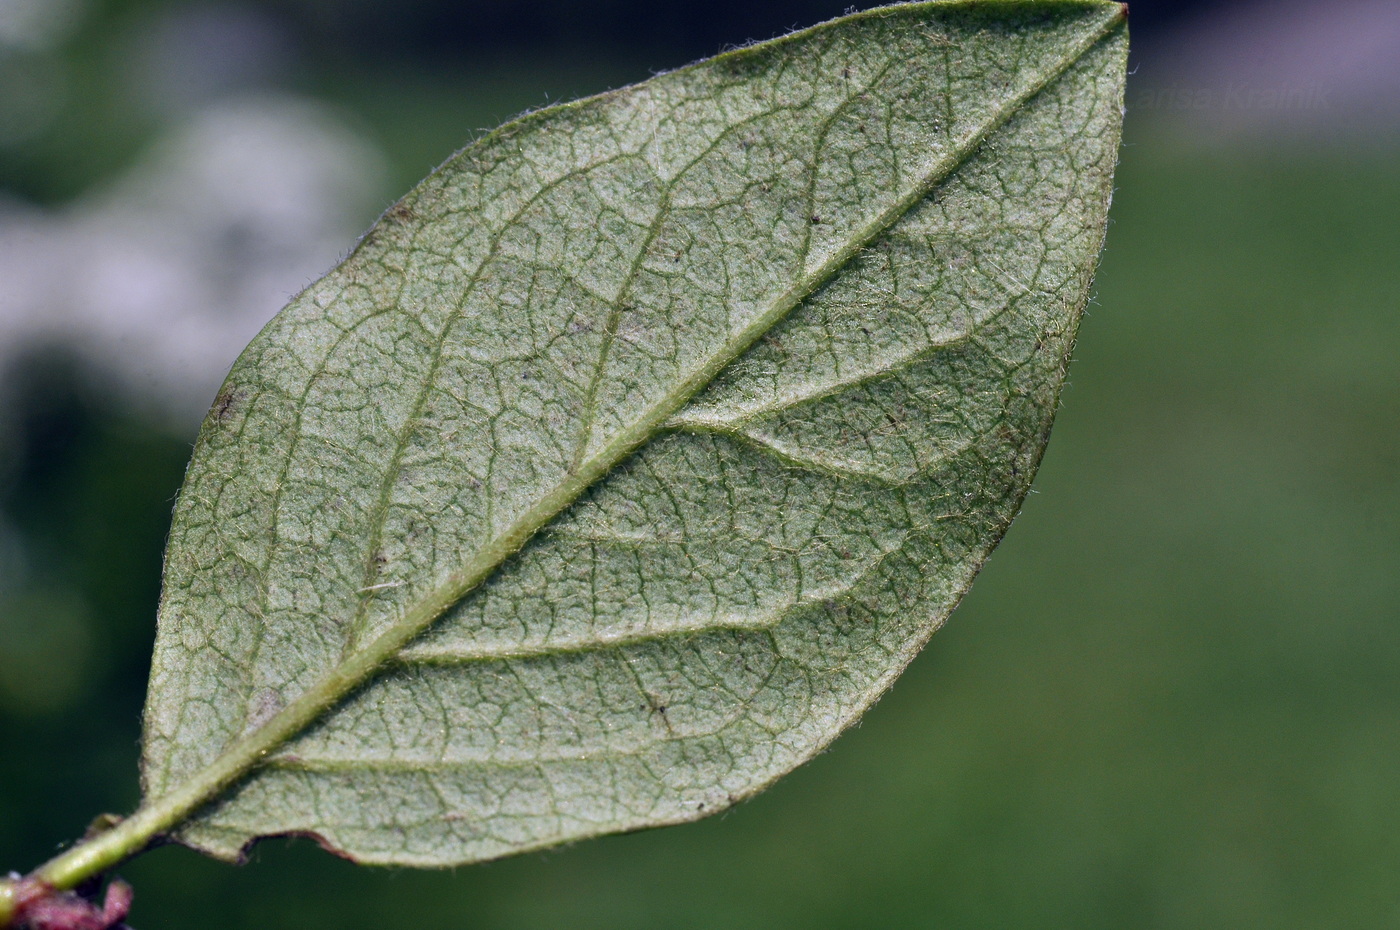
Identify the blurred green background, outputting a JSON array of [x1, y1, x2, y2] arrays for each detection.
[[2, 0, 1398, 927]]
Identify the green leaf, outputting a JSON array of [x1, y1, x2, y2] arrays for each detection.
[[141, 1, 1127, 867]]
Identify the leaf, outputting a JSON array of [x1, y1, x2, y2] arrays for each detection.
[[140, 0, 1127, 866]]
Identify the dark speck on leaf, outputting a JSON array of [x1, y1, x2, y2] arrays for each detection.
[[211, 388, 241, 422]]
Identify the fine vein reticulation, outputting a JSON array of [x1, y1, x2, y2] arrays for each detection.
[[122, 0, 1128, 870]]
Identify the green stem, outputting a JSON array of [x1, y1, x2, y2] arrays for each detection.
[[29, 805, 168, 890]]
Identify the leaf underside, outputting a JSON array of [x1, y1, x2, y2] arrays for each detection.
[[142, 0, 1127, 866]]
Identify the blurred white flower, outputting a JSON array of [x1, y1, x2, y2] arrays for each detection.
[[0, 94, 386, 427]]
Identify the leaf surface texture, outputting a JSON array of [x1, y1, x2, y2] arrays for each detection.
[[142, 0, 1128, 865]]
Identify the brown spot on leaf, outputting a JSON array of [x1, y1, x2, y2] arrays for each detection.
[[211, 387, 243, 423]]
